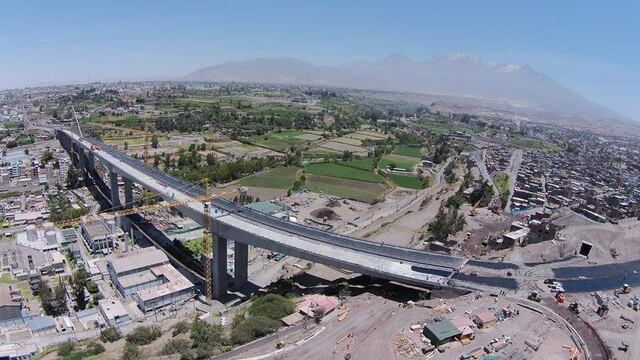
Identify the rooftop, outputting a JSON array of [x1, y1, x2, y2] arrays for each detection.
[[423, 320, 462, 341], [135, 263, 194, 302], [82, 220, 114, 239], [98, 299, 128, 320], [26, 315, 56, 331], [109, 247, 169, 275]]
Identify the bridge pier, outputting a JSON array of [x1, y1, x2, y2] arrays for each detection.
[[212, 235, 228, 299], [234, 242, 248, 290], [87, 151, 95, 170], [123, 178, 134, 209], [109, 171, 121, 209]]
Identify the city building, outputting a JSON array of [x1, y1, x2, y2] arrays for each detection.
[[0, 343, 38, 360], [26, 316, 56, 335], [422, 320, 462, 346], [0, 284, 24, 328], [98, 299, 130, 326], [107, 248, 195, 312], [80, 220, 122, 253]]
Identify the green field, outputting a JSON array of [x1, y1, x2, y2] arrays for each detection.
[[493, 172, 510, 194], [420, 121, 478, 135], [510, 135, 562, 151], [238, 167, 300, 189], [88, 114, 143, 129], [392, 146, 422, 158], [340, 158, 376, 171], [102, 134, 168, 146], [379, 154, 421, 170], [387, 173, 424, 189], [304, 174, 387, 203], [306, 162, 383, 183]]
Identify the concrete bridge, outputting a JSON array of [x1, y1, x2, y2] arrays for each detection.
[[57, 129, 468, 299]]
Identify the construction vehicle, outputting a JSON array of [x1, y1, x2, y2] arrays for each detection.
[[469, 199, 481, 216], [618, 341, 629, 352], [527, 291, 541, 302], [568, 302, 580, 315]]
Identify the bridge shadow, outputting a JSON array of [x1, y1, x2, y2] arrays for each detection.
[[254, 272, 468, 303]]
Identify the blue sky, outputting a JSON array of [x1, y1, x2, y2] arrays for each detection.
[[1, 1, 638, 120]]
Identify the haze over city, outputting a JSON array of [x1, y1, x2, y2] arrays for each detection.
[[1, 1, 639, 121], [1, 2, 640, 360]]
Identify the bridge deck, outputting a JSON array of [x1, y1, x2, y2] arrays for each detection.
[[59, 129, 466, 288]]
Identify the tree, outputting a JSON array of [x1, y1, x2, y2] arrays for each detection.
[[120, 342, 143, 360], [41, 150, 54, 164], [39, 281, 67, 316], [66, 166, 82, 189], [123, 141, 129, 150], [248, 294, 295, 320], [190, 319, 227, 357], [313, 308, 325, 324], [57, 340, 76, 357], [153, 154, 160, 168], [71, 268, 89, 311], [230, 316, 280, 345], [151, 135, 159, 148], [100, 326, 122, 343], [125, 325, 162, 345]]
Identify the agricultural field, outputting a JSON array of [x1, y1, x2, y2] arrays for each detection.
[[213, 140, 282, 158], [86, 114, 146, 129], [238, 167, 300, 189], [419, 120, 479, 135], [392, 146, 423, 158], [509, 134, 562, 151], [102, 134, 168, 147], [250, 130, 321, 153], [316, 141, 368, 156], [386, 173, 424, 189], [340, 158, 376, 171], [304, 174, 388, 203], [306, 162, 383, 183], [349, 130, 389, 141], [379, 153, 421, 170]]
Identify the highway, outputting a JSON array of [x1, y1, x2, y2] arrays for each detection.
[[58, 129, 468, 291]]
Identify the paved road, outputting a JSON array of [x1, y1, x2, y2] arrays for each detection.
[[504, 149, 523, 210]]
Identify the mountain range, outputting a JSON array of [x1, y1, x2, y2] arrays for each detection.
[[185, 53, 632, 127]]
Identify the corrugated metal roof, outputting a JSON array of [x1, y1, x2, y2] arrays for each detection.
[[423, 320, 461, 341]]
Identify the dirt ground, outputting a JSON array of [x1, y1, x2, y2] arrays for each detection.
[[227, 291, 579, 360]]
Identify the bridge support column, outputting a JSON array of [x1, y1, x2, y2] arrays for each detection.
[[79, 150, 88, 184], [121, 178, 134, 233], [234, 242, 248, 290], [123, 178, 134, 209], [212, 235, 228, 299], [109, 170, 121, 209], [87, 152, 95, 170], [71, 142, 80, 168]]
